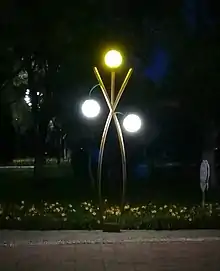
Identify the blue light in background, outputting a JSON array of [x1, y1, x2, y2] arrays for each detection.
[[145, 47, 169, 83], [134, 163, 150, 179], [91, 147, 99, 163]]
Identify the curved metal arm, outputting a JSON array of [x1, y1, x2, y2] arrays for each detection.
[[115, 112, 124, 116], [89, 84, 100, 96]]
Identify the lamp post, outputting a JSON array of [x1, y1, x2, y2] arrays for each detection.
[[81, 49, 142, 231]]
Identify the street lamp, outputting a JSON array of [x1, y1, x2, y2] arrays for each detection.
[[81, 49, 142, 231]]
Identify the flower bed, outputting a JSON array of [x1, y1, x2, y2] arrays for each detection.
[[0, 200, 220, 230]]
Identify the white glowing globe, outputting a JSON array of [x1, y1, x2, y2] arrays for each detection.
[[104, 50, 122, 68], [123, 114, 142, 133], [81, 99, 100, 118]]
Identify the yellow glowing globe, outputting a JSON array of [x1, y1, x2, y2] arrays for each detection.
[[104, 50, 123, 68]]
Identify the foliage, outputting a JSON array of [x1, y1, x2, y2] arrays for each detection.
[[0, 200, 220, 230]]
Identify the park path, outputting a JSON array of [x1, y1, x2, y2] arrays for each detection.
[[0, 230, 220, 270]]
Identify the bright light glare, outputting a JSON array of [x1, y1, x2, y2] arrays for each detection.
[[81, 99, 100, 118], [123, 114, 142, 133], [104, 50, 122, 68], [24, 89, 43, 108]]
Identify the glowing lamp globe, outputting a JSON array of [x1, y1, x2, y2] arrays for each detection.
[[123, 114, 142, 133], [104, 50, 122, 68], [81, 99, 100, 118]]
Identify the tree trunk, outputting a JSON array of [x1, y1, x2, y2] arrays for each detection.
[[202, 121, 218, 188], [28, 63, 43, 178]]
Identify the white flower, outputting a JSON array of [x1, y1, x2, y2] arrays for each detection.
[[151, 210, 157, 214], [44, 202, 48, 206], [56, 202, 59, 205], [17, 217, 21, 221], [92, 212, 96, 216], [56, 208, 60, 212], [0, 210, 3, 215], [61, 213, 66, 217], [63, 217, 67, 222], [6, 216, 9, 220], [72, 209, 76, 213], [21, 201, 24, 205], [68, 204, 72, 208]]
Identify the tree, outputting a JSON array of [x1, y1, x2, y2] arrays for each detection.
[[159, 2, 220, 187]]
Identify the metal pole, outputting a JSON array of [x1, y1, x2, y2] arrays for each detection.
[[111, 71, 115, 105], [93, 67, 133, 230], [97, 111, 113, 227], [202, 191, 205, 208], [114, 69, 133, 110], [112, 113, 127, 225], [94, 67, 112, 111]]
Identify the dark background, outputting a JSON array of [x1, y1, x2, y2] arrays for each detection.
[[0, 0, 219, 203]]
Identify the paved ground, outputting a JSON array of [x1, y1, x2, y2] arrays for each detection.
[[0, 231, 220, 270]]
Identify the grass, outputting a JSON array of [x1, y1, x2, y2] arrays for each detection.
[[0, 164, 218, 204]]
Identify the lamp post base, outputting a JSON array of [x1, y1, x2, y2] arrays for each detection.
[[102, 222, 121, 233]]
